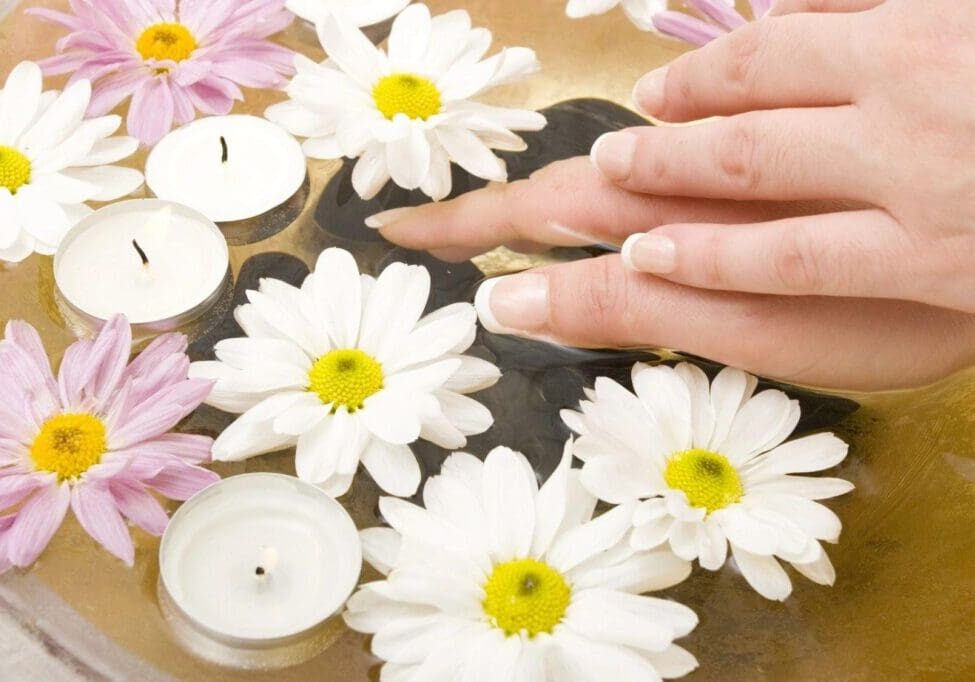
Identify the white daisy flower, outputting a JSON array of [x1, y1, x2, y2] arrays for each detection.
[[566, 0, 667, 31], [0, 61, 142, 263], [345, 443, 699, 681], [265, 3, 547, 201], [189, 248, 500, 498], [286, 0, 411, 28], [561, 363, 855, 601]]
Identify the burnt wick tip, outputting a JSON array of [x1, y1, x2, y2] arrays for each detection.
[[255, 566, 266, 576], [220, 135, 229, 164], [132, 239, 149, 266]]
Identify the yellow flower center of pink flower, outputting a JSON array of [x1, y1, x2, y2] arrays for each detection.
[[0, 145, 31, 194], [372, 73, 442, 120], [664, 448, 743, 513], [482, 559, 571, 637], [136, 23, 198, 63], [31, 414, 107, 482], [307, 349, 384, 412]]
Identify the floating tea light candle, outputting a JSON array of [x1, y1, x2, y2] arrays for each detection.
[[158, 473, 361, 668], [145, 115, 307, 223], [53, 199, 230, 332]]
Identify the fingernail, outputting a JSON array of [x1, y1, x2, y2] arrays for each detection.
[[621, 233, 677, 274], [590, 132, 636, 182], [632, 67, 668, 116], [365, 207, 415, 228], [474, 274, 549, 335]]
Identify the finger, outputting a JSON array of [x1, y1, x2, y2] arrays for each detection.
[[769, 0, 886, 16], [623, 209, 975, 313], [472, 255, 975, 391], [619, 208, 950, 302], [370, 157, 862, 260], [634, 13, 868, 122], [590, 109, 877, 203]]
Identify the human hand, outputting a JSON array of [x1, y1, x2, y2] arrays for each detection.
[[370, 158, 975, 391], [603, 0, 975, 315]]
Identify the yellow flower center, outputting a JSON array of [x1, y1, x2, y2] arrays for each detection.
[[664, 448, 744, 514], [307, 349, 384, 412], [0, 145, 31, 194], [30, 414, 108, 483], [372, 73, 442, 120], [135, 23, 198, 62], [482, 559, 571, 637]]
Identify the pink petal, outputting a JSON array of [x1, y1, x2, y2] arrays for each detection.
[[88, 67, 151, 117], [0, 473, 50, 510], [89, 315, 133, 403], [57, 338, 97, 410], [185, 77, 242, 115], [25, 7, 88, 31], [144, 460, 219, 501], [0, 514, 16, 574], [208, 59, 287, 88], [6, 483, 70, 567], [133, 433, 214, 464], [109, 378, 213, 447], [127, 77, 176, 146], [109, 479, 170, 535], [35, 53, 89, 76], [686, 0, 747, 31], [71, 483, 134, 565], [652, 11, 726, 46], [124, 332, 187, 381]]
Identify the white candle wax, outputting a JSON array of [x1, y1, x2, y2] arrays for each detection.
[[159, 474, 361, 642], [145, 115, 307, 223], [54, 200, 229, 326]]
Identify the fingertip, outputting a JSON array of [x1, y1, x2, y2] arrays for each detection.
[[474, 276, 504, 334], [632, 66, 668, 117], [620, 232, 643, 271]]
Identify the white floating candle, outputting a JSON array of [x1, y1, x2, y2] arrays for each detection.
[[158, 474, 361, 668], [54, 199, 229, 329], [146, 115, 307, 223]]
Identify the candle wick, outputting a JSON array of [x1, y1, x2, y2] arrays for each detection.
[[132, 239, 149, 267], [255, 566, 266, 577], [220, 136, 229, 164]]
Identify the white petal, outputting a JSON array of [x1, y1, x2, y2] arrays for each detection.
[[571, 547, 691, 594], [730, 543, 793, 601], [295, 411, 356, 483], [632, 364, 692, 454], [361, 438, 421, 497], [386, 121, 430, 190], [371, 613, 480, 665], [385, 303, 477, 374], [564, 588, 695, 653], [386, 359, 461, 394], [641, 644, 699, 679], [747, 474, 854, 500], [360, 527, 401, 576], [443, 355, 501, 393], [419, 139, 453, 201], [550, 633, 665, 682], [0, 62, 43, 144], [581, 453, 662, 504], [744, 433, 850, 480], [312, 247, 363, 348], [387, 4, 432, 69], [748, 493, 843, 543], [20, 79, 91, 152], [723, 389, 800, 465], [708, 366, 757, 451], [547, 502, 636, 572], [531, 440, 574, 557], [343, 581, 432, 634], [790, 544, 836, 586], [317, 15, 386, 89], [212, 415, 298, 462], [482, 446, 538, 561], [674, 363, 715, 449], [351, 142, 391, 199], [60, 166, 144, 201], [360, 262, 430, 360], [433, 390, 493, 436], [436, 126, 506, 182], [360, 390, 427, 445]]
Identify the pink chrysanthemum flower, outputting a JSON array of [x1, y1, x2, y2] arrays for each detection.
[[28, 0, 297, 145], [654, 0, 771, 46], [0, 316, 219, 571]]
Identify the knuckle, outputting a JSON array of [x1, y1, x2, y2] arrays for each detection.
[[582, 258, 629, 322], [714, 120, 764, 192], [771, 230, 823, 292], [722, 23, 766, 94], [549, 258, 632, 342]]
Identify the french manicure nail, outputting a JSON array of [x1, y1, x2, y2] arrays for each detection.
[[474, 274, 549, 335], [621, 233, 677, 274], [590, 131, 637, 182], [364, 206, 415, 228], [632, 67, 668, 116]]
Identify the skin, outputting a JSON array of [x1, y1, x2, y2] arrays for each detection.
[[370, 0, 975, 391]]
